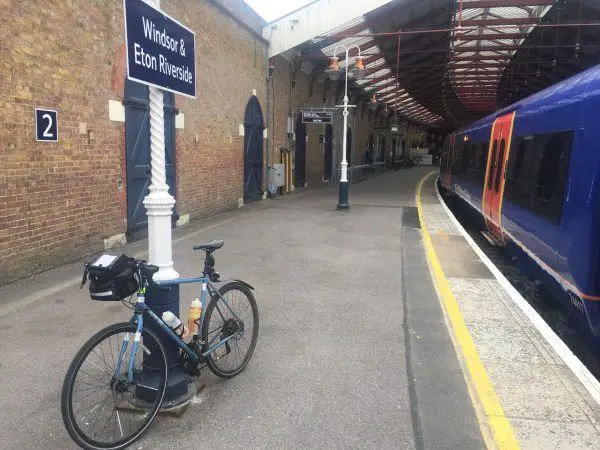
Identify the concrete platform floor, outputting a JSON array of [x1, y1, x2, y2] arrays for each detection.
[[1, 166, 597, 449]]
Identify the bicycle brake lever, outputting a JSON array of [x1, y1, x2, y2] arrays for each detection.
[[80, 263, 90, 289]]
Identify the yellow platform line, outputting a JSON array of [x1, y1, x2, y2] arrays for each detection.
[[416, 171, 520, 450]]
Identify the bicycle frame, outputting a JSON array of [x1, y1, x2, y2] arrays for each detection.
[[116, 276, 242, 382]]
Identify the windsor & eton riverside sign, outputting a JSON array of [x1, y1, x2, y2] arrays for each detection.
[[124, 0, 196, 98]]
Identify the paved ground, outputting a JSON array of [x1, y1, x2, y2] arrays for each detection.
[[0, 166, 483, 449]]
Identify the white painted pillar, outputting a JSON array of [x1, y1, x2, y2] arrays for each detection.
[[142, 0, 178, 281]]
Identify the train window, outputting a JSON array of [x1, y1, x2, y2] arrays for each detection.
[[477, 142, 489, 186], [512, 140, 527, 179], [504, 131, 573, 223], [453, 142, 464, 174], [487, 140, 498, 190], [494, 139, 506, 193], [441, 138, 450, 170], [469, 144, 478, 170], [479, 142, 489, 171], [469, 143, 481, 183], [532, 131, 574, 223], [463, 143, 472, 171]]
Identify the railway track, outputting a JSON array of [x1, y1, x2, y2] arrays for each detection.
[[439, 189, 600, 381]]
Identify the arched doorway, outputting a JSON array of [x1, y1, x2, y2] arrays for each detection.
[[295, 115, 307, 187], [379, 136, 386, 162], [324, 124, 333, 181], [243, 96, 264, 203], [124, 78, 177, 241], [346, 127, 352, 167], [367, 133, 374, 164]]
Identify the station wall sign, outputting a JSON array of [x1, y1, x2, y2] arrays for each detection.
[[124, 0, 196, 98], [35, 108, 58, 142], [302, 111, 333, 124]]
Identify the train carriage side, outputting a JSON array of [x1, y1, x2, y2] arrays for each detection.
[[499, 65, 600, 336], [439, 63, 600, 338], [558, 65, 600, 336], [441, 63, 600, 338], [440, 117, 495, 216]]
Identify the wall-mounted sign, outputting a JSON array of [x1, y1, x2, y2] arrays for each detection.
[[35, 108, 58, 142], [124, 0, 196, 98], [302, 111, 332, 124]]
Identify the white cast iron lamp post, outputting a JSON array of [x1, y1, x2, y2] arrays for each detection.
[[325, 46, 365, 210]]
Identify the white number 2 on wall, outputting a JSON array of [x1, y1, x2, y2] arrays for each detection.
[[42, 114, 54, 138], [35, 108, 58, 142]]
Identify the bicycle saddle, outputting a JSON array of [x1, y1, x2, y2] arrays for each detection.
[[193, 239, 224, 252], [140, 262, 159, 276]]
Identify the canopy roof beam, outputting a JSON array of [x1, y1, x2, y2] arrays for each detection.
[[262, 0, 398, 57]]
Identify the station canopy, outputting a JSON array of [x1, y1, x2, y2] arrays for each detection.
[[263, 0, 600, 132]]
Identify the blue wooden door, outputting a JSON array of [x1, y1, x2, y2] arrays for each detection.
[[243, 96, 264, 202], [125, 79, 177, 240], [295, 116, 307, 187]]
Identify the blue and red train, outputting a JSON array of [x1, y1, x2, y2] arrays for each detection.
[[439, 63, 600, 341]]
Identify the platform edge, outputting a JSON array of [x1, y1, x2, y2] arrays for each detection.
[[416, 171, 520, 450], [433, 175, 600, 407]]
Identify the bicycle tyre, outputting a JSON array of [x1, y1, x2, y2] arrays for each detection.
[[202, 282, 259, 378], [61, 322, 168, 450]]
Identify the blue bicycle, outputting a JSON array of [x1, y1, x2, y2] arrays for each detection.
[[60, 240, 259, 449]]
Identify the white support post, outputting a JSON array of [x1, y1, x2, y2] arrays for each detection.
[[143, 86, 179, 281], [142, 0, 178, 282]]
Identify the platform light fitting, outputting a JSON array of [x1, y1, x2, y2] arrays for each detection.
[[325, 55, 365, 82], [368, 94, 378, 111], [325, 56, 341, 81], [353, 56, 365, 81]]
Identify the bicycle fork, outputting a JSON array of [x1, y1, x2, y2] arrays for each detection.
[[113, 315, 144, 382], [115, 291, 147, 382]]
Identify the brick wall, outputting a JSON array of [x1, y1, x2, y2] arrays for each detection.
[[0, 0, 382, 285], [0, 0, 269, 285], [268, 57, 329, 188], [160, 0, 268, 218], [267, 57, 383, 188], [0, 0, 126, 284]]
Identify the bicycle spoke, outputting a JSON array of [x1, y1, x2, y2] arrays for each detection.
[[203, 284, 257, 377], [64, 323, 167, 448]]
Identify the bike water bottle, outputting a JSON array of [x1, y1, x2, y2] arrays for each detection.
[[162, 311, 189, 338], [187, 298, 202, 335]]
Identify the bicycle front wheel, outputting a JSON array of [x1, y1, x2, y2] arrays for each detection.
[[202, 281, 259, 378], [61, 322, 168, 450]]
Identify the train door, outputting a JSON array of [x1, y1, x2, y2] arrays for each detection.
[[444, 134, 456, 186], [482, 112, 516, 242]]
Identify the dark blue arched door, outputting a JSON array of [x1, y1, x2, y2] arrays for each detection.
[[295, 116, 307, 187], [125, 79, 177, 241], [243, 96, 264, 203], [324, 124, 333, 180]]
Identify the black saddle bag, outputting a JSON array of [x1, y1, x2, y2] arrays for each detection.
[[84, 252, 139, 301]]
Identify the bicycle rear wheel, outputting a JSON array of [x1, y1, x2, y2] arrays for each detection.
[[61, 322, 168, 450], [202, 281, 259, 378]]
